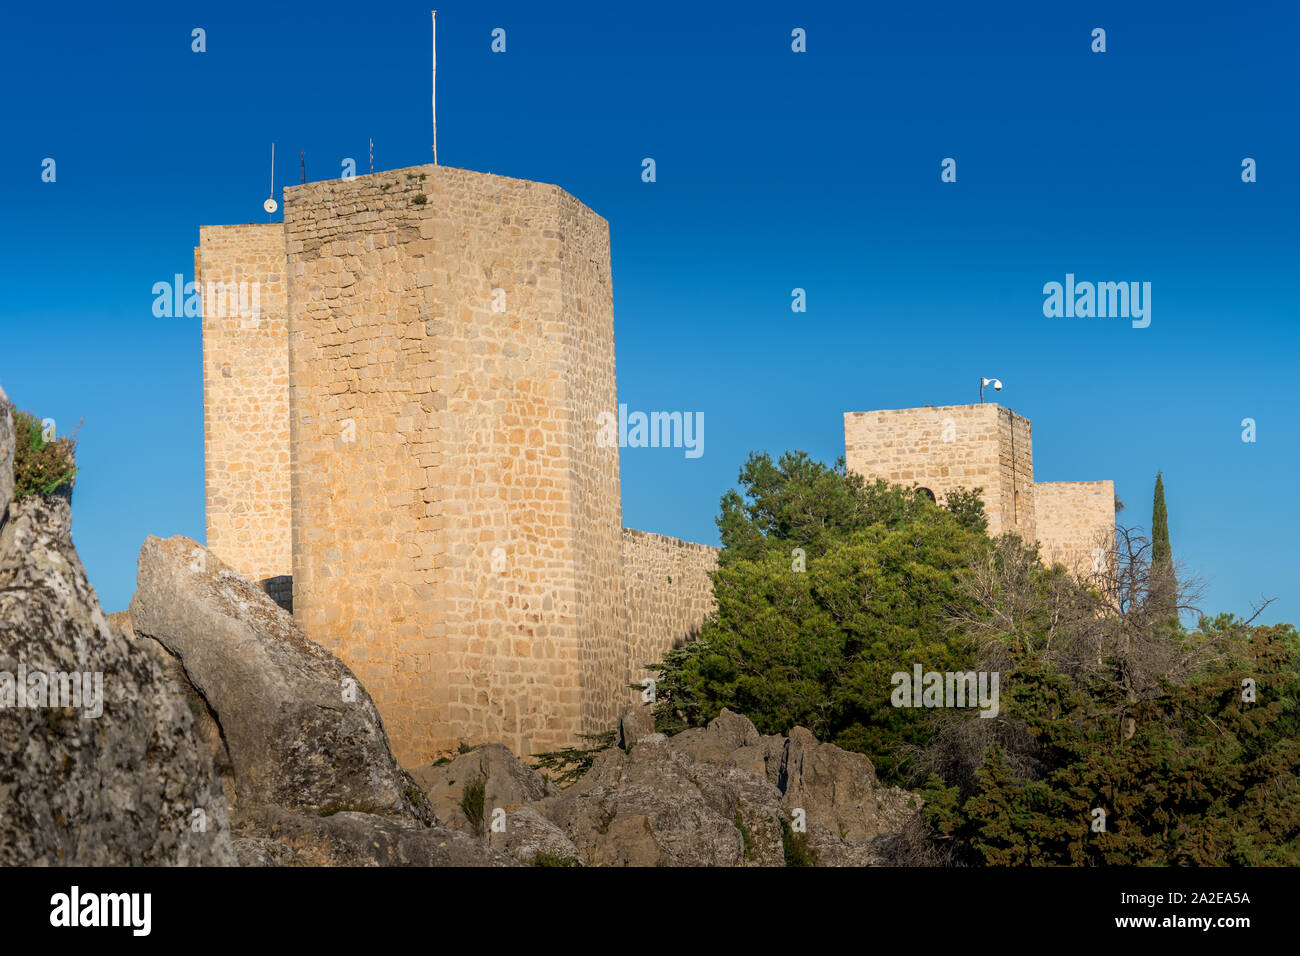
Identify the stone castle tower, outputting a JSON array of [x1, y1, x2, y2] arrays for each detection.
[[843, 403, 1114, 569], [198, 163, 1113, 767], [198, 164, 717, 766]]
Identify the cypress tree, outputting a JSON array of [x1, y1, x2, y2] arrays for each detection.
[[1151, 472, 1176, 622]]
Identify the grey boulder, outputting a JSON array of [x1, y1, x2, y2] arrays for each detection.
[[0, 495, 236, 865], [129, 535, 428, 823]]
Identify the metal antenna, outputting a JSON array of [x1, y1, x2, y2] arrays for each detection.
[[369, 137, 374, 175], [263, 143, 278, 219], [300, 151, 306, 185], [431, 10, 438, 165]]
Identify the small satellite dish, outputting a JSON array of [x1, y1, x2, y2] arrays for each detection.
[[264, 198, 278, 214]]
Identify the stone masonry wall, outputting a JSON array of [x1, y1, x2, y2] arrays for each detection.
[[197, 224, 292, 609], [283, 164, 624, 765], [1035, 481, 1116, 575], [558, 190, 630, 738], [843, 403, 1034, 538], [994, 405, 1036, 543], [621, 528, 719, 709]]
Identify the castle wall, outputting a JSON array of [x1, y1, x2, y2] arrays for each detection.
[[994, 405, 1036, 543], [1034, 481, 1115, 574], [557, 190, 630, 736], [283, 165, 624, 765], [197, 224, 293, 609], [621, 528, 719, 706], [843, 403, 1034, 538]]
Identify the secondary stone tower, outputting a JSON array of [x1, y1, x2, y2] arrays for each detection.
[[844, 403, 1114, 571]]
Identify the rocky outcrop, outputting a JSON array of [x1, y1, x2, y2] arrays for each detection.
[[109, 609, 236, 809], [406, 708, 920, 867], [409, 743, 551, 832], [532, 710, 921, 867], [616, 703, 656, 751], [128, 535, 428, 823], [486, 805, 582, 864], [408, 743, 582, 864], [122, 535, 531, 866], [779, 725, 918, 846], [230, 807, 519, 867], [534, 731, 788, 866], [0, 488, 236, 865]]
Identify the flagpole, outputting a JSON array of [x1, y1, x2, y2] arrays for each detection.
[[431, 10, 438, 165]]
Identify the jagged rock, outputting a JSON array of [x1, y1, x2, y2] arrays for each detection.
[[409, 742, 551, 833], [231, 836, 298, 867], [109, 609, 236, 809], [779, 725, 920, 844], [128, 535, 429, 823], [669, 707, 759, 763], [616, 703, 655, 751], [231, 807, 518, 867], [0, 494, 236, 865], [488, 806, 583, 865], [0, 384, 12, 521], [666, 709, 783, 783], [534, 734, 787, 866], [522, 710, 922, 867]]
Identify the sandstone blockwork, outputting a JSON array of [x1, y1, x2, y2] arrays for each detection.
[[621, 528, 719, 701], [1035, 481, 1116, 575], [198, 224, 293, 608], [844, 403, 1112, 564], [200, 165, 717, 766]]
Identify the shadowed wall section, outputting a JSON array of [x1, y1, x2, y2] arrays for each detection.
[[198, 224, 292, 610]]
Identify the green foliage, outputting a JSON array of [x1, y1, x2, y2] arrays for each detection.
[[651, 446, 1299, 866], [919, 622, 1300, 865], [12, 410, 79, 499], [1151, 472, 1170, 570], [460, 776, 486, 833], [530, 731, 616, 787], [780, 818, 819, 867], [1150, 472, 1177, 625], [715, 450, 983, 565], [942, 487, 989, 536], [734, 811, 756, 860], [655, 452, 986, 781], [530, 852, 578, 867]]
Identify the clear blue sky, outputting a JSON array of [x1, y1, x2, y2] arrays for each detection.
[[2, 1, 1295, 623]]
